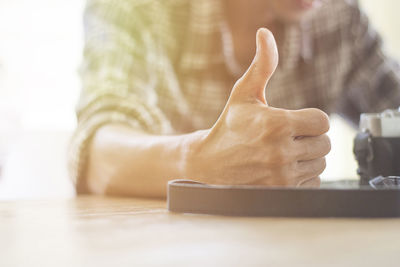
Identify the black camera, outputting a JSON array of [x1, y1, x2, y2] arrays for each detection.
[[353, 109, 400, 186]]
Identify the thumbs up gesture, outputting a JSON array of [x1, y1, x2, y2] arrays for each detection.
[[185, 28, 331, 187]]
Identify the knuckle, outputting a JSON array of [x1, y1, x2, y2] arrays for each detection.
[[317, 157, 327, 174], [324, 135, 332, 153], [322, 157, 327, 169], [320, 134, 331, 155], [306, 108, 330, 133], [313, 109, 330, 133]]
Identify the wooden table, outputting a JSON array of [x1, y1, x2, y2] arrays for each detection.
[[1, 196, 399, 267]]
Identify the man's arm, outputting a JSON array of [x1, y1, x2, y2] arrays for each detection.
[[86, 29, 330, 197], [86, 125, 198, 198], [337, 1, 400, 125], [69, 0, 174, 193]]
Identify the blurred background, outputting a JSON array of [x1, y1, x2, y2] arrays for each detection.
[[0, 0, 399, 199]]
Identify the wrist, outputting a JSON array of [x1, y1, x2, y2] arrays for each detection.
[[180, 129, 210, 181]]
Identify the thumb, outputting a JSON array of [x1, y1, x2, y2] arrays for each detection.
[[230, 28, 278, 105]]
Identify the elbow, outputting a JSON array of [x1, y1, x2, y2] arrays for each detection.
[[84, 159, 114, 196], [83, 139, 119, 196]]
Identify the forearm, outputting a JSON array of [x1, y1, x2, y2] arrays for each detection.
[[86, 124, 202, 198]]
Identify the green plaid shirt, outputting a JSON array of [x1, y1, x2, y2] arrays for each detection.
[[69, 0, 400, 192]]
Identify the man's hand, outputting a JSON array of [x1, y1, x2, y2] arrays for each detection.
[[185, 28, 331, 187]]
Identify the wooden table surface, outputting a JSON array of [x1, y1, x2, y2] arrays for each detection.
[[1, 196, 399, 267]]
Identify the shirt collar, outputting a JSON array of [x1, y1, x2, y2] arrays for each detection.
[[280, 20, 313, 70], [179, 0, 314, 73], [179, 0, 223, 72]]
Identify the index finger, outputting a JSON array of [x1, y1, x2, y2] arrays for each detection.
[[289, 108, 330, 137]]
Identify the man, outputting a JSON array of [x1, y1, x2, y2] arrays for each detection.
[[69, 0, 400, 197]]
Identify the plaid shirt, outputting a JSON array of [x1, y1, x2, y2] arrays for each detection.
[[69, 0, 400, 191]]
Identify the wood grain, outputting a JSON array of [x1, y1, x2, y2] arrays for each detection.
[[1, 196, 399, 266]]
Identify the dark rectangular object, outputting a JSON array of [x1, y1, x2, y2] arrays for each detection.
[[167, 180, 400, 217]]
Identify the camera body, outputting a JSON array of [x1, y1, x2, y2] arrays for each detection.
[[353, 109, 400, 185]]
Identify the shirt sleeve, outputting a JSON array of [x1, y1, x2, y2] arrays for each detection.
[[336, 1, 400, 126], [68, 0, 173, 192]]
